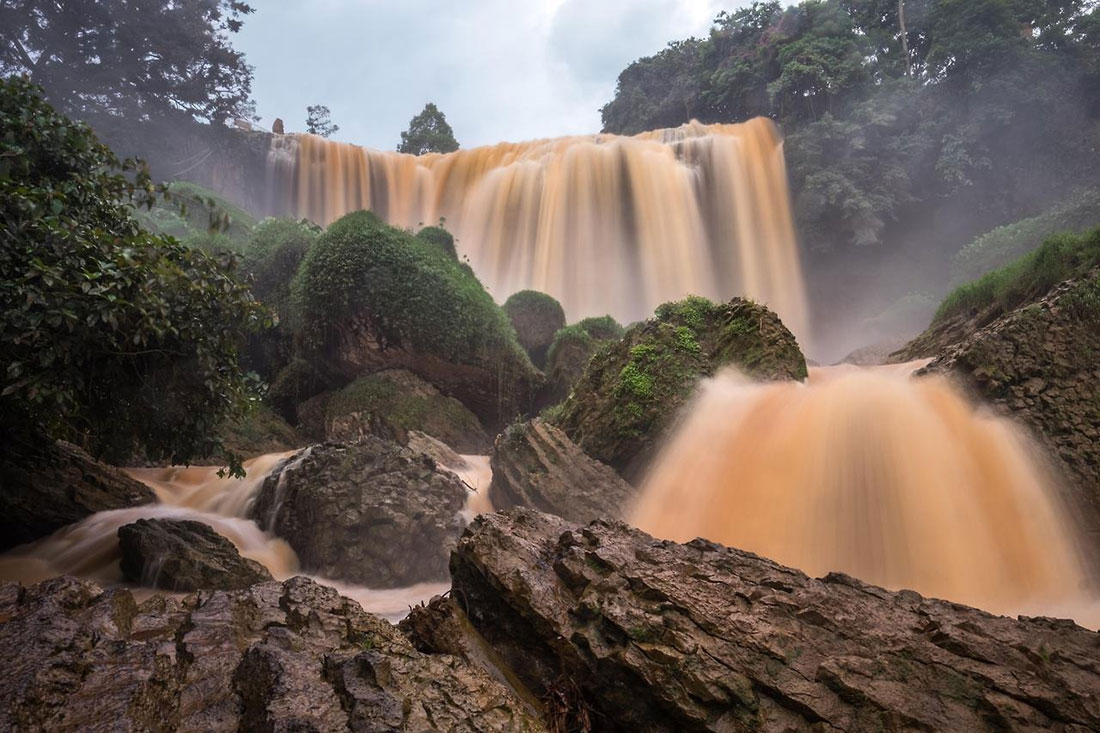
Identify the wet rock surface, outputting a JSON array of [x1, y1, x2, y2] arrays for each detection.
[[0, 434, 155, 551], [251, 437, 468, 587], [0, 575, 542, 731], [118, 518, 272, 591], [910, 272, 1100, 543], [451, 509, 1100, 732], [489, 419, 635, 524], [551, 297, 807, 479]]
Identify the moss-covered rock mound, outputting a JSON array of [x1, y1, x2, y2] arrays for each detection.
[[416, 225, 457, 258], [544, 315, 624, 404], [550, 296, 806, 479], [316, 369, 489, 453], [292, 211, 542, 427], [502, 290, 566, 368]]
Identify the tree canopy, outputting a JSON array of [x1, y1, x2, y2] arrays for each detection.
[[397, 102, 460, 155], [0, 0, 255, 126], [306, 104, 339, 138], [0, 77, 267, 472], [601, 0, 1100, 259]]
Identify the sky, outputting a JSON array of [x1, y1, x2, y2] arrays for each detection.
[[235, 0, 748, 150]]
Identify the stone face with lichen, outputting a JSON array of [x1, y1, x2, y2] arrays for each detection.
[[550, 296, 807, 479], [0, 575, 542, 731]]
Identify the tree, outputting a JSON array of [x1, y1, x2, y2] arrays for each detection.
[[397, 102, 460, 155], [0, 78, 268, 472], [0, 0, 255, 126], [306, 104, 339, 138]]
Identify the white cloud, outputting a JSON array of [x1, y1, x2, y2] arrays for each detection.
[[235, 0, 742, 149]]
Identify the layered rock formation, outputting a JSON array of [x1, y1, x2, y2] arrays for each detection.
[[0, 576, 541, 731], [449, 510, 1100, 732], [118, 518, 272, 591], [0, 434, 155, 551], [251, 438, 468, 587], [901, 270, 1100, 543], [489, 419, 635, 523], [551, 297, 807, 478]]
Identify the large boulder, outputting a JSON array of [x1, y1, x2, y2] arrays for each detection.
[[450, 509, 1100, 732], [118, 518, 272, 591], [0, 575, 541, 731], [293, 211, 543, 428], [314, 369, 490, 452], [502, 290, 566, 368], [489, 419, 635, 524], [916, 269, 1100, 543], [544, 315, 624, 404], [0, 431, 155, 551], [550, 296, 807, 479], [250, 438, 468, 587]]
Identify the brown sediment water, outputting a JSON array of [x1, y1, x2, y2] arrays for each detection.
[[630, 362, 1100, 627], [268, 118, 809, 342], [0, 450, 494, 622]]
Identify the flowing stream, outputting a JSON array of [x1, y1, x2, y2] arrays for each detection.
[[0, 450, 494, 621]]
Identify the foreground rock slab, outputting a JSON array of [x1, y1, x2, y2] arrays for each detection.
[[489, 419, 635, 524], [451, 510, 1100, 732], [118, 518, 272, 591], [0, 576, 542, 731]]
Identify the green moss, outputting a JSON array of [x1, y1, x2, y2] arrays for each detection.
[[219, 403, 301, 457], [936, 227, 1100, 323], [502, 290, 567, 367], [293, 211, 533, 373]]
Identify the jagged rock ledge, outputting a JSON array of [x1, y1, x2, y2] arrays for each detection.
[[447, 509, 1100, 732], [0, 576, 541, 731]]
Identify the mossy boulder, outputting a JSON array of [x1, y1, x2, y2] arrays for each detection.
[[292, 211, 542, 427], [544, 315, 624, 404], [218, 404, 302, 457], [322, 369, 489, 453], [550, 296, 806, 479], [502, 290, 566, 368], [268, 358, 332, 423]]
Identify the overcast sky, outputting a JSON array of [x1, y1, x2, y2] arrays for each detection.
[[235, 0, 751, 150]]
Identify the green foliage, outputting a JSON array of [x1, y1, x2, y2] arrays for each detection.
[[1061, 275, 1100, 320], [951, 189, 1100, 283], [397, 102, 460, 155], [416, 225, 457, 259], [936, 227, 1100, 322], [0, 0, 255, 126], [293, 210, 530, 369], [306, 104, 339, 138], [601, 0, 1100, 256], [132, 180, 257, 253], [546, 316, 625, 368], [0, 78, 267, 471], [244, 218, 320, 320]]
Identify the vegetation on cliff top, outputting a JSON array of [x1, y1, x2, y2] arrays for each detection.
[[0, 78, 267, 471], [503, 290, 567, 368], [935, 227, 1100, 323]]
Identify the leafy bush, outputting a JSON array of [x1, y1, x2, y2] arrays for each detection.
[[936, 227, 1100, 323], [132, 180, 257, 253], [951, 189, 1100, 284], [293, 210, 530, 367], [416, 225, 457, 259], [503, 290, 566, 367], [0, 77, 268, 471]]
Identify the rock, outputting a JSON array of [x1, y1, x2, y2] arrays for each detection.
[[915, 270, 1100, 544], [218, 404, 302, 458], [272, 117, 284, 134], [544, 315, 625, 404], [250, 437, 468, 587], [323, 369, 490, 452], [489, 419, 634, 523], [451, 509, 1100, 732], [503, 290, 566, 368], [0, 431, 155, 551], [0, 575, 542, 731], [550, 296, 807, 479], [117, 518, 272, 591], [294, 211, 543, 428]]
